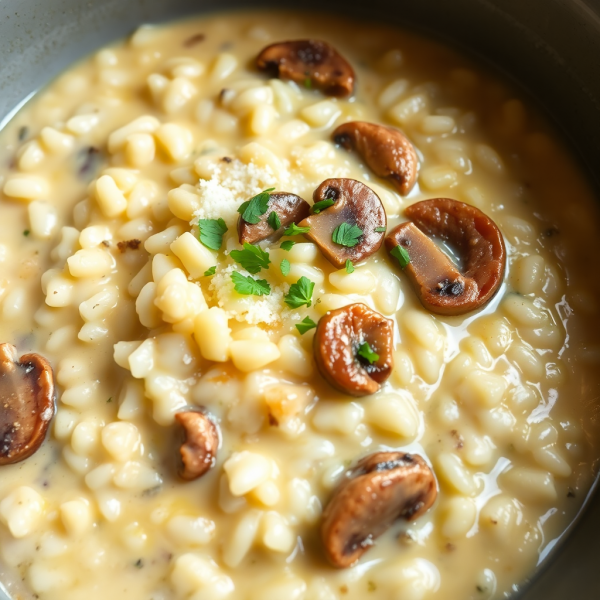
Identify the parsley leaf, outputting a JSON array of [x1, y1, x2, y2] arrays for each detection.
[[284, 276, 315, 308], [204, 266, 216, 276], [332, 222, 363, 247], [230, 242, 271, 274], [390, 244, 411, 269], [267, 211, 282, 230], [296, 316, 317, 335], [283, 223, 310, 236], [231, 272, 271, 296], [304, 77, 312, 89], [375, 226, 386, 232], [237, 188, 275, 224], [198, 218, 228, 250], [23, 229, 30, 237], [312, 199, 335, 214], [280, 240, 296, 251], [357, 342, 379, 364], [345, 260, 354, 274], [280, 259, 291, 276]]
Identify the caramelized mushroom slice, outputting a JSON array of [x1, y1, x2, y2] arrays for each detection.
[[386, 198, 506, 315], [322, 451, 437, 568], [175, 410, 220, 481], [333, 121, 419, 195], [314, 303, 393, 397], [238, 192, 310, 244], [256, 40, 355, 97], [299, 179, 386, 269], [0, 343, 55, 465]]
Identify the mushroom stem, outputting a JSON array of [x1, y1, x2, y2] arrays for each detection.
[[386, 198, 506, 315]]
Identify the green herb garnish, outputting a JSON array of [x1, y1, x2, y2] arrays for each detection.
[[284, 276, 315, 308], [390, 244, 411, 269], [267, 211, 281, 230], [280, 240, 296, 251], [332, 222, 363, 247], [280, 259, 291, 276], [312, 199, 335, 214], [375, 226, 386, 232], [283, 223, 310, 236], [357, 342, 379, 364], [23, 230, 30, 237], [304, 77, 312, 89], [198, 218, 227, 250], [231, 271, 271, 296], [230, 242, 271, 274], [296, 316, 317, 335], [345, 259, 355, 274], [107, 397, 112, 403], [237, 188, 275, 224], [204, 266, 216, 276]]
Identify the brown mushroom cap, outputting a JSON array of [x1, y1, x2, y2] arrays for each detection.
[[175, 410, 220, 481], [333, 121, 419, 195], [322, 451, 437, 568], [256, 40, 355, 97], [386, 198, 506, 315], [0, 343, 55, 465], [238, 192, 310, 245], [314, 303, 393, 397], [298, 179, 386, 269]]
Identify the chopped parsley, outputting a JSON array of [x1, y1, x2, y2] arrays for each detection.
[[284, 276, 315, 308], [332, 222, 363, 247], [304, 77, 312, 88], [374, 226, 386, 232], [23, 229, 30, 237], [345, 260, 354, 274], [204, 266, 216, 276], [267, 211, 281, 230], [231, 272, 271, 296], [296, 316, 317, 335], [134, 559, 143, 569], [107, 397, 112, 403], [390, 244, 411, 269], [280, 240, 296, 251], [367, 581, 377, 592], [198, 218, 227, 250], [283, 223, 310, 236], [237, 188, 275, 224], [312, 199, 335, 213], [357, 342, 379, 364], [230, 243, 271, 274], [280, 259, 290, 276]]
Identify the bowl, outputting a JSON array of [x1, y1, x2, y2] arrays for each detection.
[[1, 1, 599, 598]]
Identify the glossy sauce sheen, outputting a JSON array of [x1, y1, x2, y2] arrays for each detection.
[[0, 11, 599, 600]]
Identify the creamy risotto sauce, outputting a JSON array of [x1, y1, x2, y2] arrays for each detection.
[[0, 11, 599, 600]]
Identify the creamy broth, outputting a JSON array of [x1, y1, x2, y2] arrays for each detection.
[[0, 11, 599, 600]]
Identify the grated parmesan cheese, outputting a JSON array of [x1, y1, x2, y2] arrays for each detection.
[[208, 264, 290, 325]]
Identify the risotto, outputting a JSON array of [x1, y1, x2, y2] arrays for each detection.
[[0, 10, 599, 600]]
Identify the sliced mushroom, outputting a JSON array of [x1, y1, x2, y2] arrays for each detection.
[[238, 192, 310, 244], [298, 179, 386, 269], [314, 303, 393, 397], [386, 198, 506, 315], [333, 121, 419, 195], [0, 343, 55, 465], [322, 451, 437, 568], [256, 40, 355, 97], [175, 410, 220, 481]]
